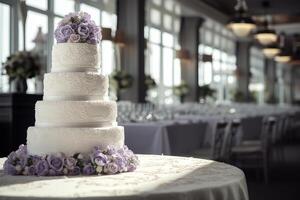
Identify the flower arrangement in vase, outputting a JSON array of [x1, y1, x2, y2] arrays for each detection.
[[173, 81, 190, 103], [2, 51, 41, 93], [198, 84, 216, 102]]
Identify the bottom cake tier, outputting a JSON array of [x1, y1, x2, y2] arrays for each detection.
[[27, 126, 124, 156]]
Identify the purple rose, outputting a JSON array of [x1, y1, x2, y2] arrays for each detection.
[[16, 144, 27, 157], [3, 161, 17, 175], [77, 23, 90, 39], [127, 162, 137, 172], [87, 37, 99, 45], [69, 166, 81, 176], [70, 23, 78, 30], [91, 152, 107, 166], [61, 25, 74, 39], [68, 34, 81, 43], [48, 169, 57, 176], [112, 154, 126, 172], [7, 151, 19, 162], [35, 160, 49, 176], [54, 27, 66, 43], [82, 164, 95, 175], [104, 162, 119, 174], [65, 157, 77, 170], [106, 146, 117, 155], [17, 157, 28, 168], [47, 155, 64, 172], [79, 12, 91, 22], [26, 166, 36, 176]]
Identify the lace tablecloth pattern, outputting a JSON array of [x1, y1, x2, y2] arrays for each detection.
[[0, 155, 249, 200]]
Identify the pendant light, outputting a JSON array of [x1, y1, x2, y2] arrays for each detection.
[[275, 33, 291, 63], [227, 0, 256, 37], [262, 44, 280, 58], [254, 1, 277, 45]]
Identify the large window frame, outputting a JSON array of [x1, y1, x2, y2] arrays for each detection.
[[249, 46, 265, 104], [0, 0, 116, 92], [198, 18, 237, 102], [145, 0, 181, 104]]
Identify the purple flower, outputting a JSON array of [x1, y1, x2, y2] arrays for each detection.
[[91, 152, 107, 166], [80, 12, 91, 22], [82, 164, 95, 175], [7, 152, 18, 162], [26, 166, 36, 176], [35, 160, 49, 176], [127, 162, 137, 172], [61, 25, 74, 39], [47, 155, 64, 172], [70, 23, 78, 30], [48, 169, 57, 176], [104, 162, 119, 174], [4, 161, 17, 175], [65, 157, 77, 170], [69, 166, 81, 176], [54, 27, 66, 43], [77, 23, 90, 39], [112, 154, 126, 172], [106, 145, 117, 155], [68, 34, 81, 43], [16, 144, 27, 157]]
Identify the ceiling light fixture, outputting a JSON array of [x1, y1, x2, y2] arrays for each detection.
[[227, 0, 256, 37], [254, 1, 277, 45], [274, 33, 291, 63]]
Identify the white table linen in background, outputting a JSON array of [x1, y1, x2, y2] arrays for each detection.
[[124, 121, 207, 155], [0, 155, 249, 200]]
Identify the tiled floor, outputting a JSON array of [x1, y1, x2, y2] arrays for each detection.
[[245, 132, 300, 200]]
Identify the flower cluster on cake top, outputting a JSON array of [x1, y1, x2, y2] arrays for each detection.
[[4, 144, 139, 176], [54, 12, 102, 45]]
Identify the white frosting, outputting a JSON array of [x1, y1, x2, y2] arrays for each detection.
[[27, 126, 124, 156], [52, 43, 100, 72], [43, 72, 108, 100], [35, 100, 117, 127]]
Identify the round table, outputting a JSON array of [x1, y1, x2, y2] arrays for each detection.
[[0, 155, 249, 200]]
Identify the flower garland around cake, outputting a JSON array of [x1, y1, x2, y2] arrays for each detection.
[[4, 145, 139, 176]]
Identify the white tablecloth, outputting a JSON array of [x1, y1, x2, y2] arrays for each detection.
[[124, 121, 207, 155], [0, 155, 249, 200]]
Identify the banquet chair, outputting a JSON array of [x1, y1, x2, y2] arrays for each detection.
[[230, 117, 276, 184], [190, 121, 228, 160], [221, 119, 241, 163]]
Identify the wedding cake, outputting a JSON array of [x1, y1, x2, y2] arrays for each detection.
[[4, 12, 138, 176]]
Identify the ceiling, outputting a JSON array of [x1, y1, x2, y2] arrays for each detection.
[[197, 0, 300, 34], [199, 0, 300, 16]]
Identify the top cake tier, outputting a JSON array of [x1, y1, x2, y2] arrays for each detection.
[[52, 43, 100, 72]]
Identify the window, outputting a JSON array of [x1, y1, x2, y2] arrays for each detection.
[[54, 0, 75, 16], [145, 0, 181, 104], [26, 11, 48, 50], [0, 0, 117, 92], [198, 19, 236, 102], [249, 47, 265, 104], [0, 2, 10, 91]]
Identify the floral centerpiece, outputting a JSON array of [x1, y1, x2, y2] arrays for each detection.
[[110, 70, 133, 100], [2, 51, 41, 93], [4, 144, 138, 176], [145, 75, 157, 91], [198, 84, 215, 101], [173, 81, 190, 103], [54, 12, 101, 44]]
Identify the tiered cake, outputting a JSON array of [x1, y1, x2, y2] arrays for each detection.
[[27, 43, 123, 156], [4, 12, 138, 176]]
